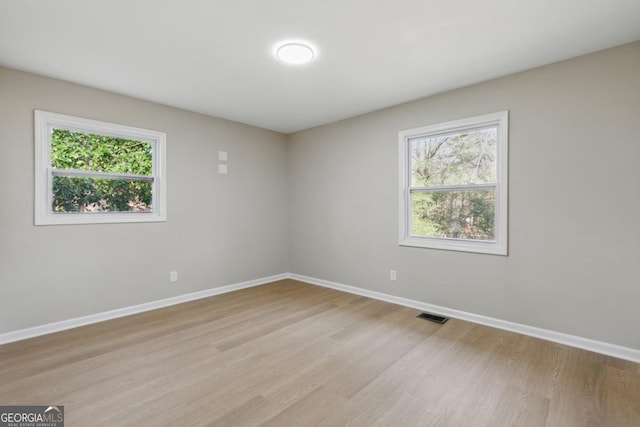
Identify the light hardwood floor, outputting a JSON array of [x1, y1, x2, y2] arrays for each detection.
[[1, 279, 639, 426]]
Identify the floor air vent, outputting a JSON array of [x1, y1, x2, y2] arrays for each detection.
[[417, 312, 449, 324]]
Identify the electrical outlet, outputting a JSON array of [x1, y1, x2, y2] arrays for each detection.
[[390, 270, 397, 281], [170, 271, 178, 282]]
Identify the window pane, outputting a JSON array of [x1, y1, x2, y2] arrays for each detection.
[[51, 129, 152, 175], [411, 190, 495, 240], [52, 176, 152, 213], [410, 127, 496, 187]]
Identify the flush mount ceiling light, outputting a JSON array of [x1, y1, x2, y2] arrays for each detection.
[[275, 42, 315, 65]]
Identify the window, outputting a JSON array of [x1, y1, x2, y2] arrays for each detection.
[[35, 110, 167, 225], [399, 111, 508, 255]]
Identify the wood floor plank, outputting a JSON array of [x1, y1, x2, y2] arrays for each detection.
[[261, 385, 349, 427], [1, 279, 639, 426]]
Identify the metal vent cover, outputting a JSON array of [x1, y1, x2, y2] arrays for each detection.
[[417, 312, 449, 324]]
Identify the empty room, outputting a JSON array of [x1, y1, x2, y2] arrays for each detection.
[[1, 1, 639, 426]]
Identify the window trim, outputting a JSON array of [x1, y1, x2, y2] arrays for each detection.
[[34, 110, 167, 225], [398, 111, 508, 255]]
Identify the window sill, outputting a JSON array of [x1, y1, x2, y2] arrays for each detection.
[[35, 212, 166, 226], [399, 237, 507, 256]]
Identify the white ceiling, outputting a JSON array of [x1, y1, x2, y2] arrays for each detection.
[[1, 1, 639, 134]]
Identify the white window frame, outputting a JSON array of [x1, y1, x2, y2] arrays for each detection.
[[34, 110, 167, 225], [398, 111, 508, 255]]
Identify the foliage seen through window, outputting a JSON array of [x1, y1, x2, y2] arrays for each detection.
[[51, 129, 153, 213], [410, 128, 497, 241]]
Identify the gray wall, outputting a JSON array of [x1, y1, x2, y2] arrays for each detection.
[[0, 67, 289, 333], [2, 42, 639, 351], [288, 42, 640, 350]]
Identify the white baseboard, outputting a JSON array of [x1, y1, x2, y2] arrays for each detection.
[[3, 272, 639, 364], [288, 273, 640, 364], [0, 273, 288, 346]]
